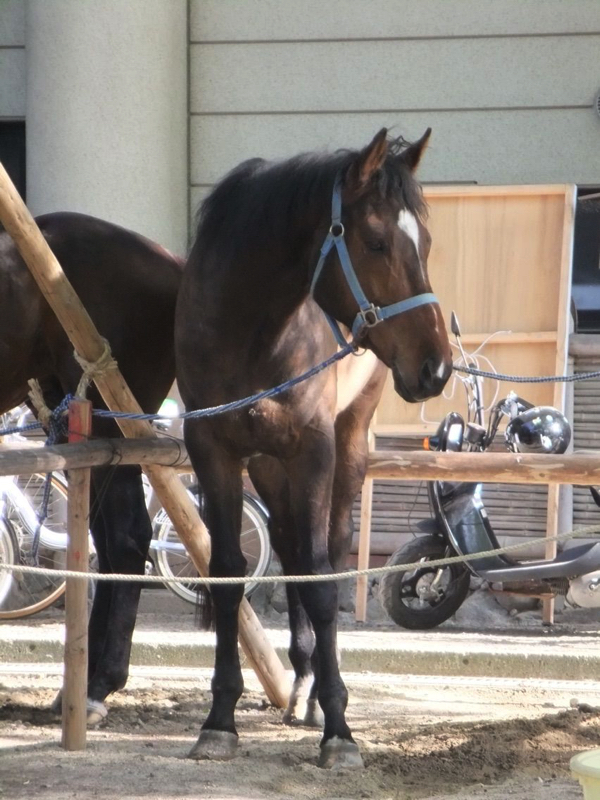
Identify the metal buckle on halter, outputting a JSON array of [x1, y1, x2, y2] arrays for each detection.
[[329, 222, 345, 237], [357, 304, 383, 328]]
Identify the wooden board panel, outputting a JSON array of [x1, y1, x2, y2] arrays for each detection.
[[375, 187, 572, 431]]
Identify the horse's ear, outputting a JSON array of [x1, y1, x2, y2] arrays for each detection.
[[344, 128, 389, 196], [399, 128, 432, 172]]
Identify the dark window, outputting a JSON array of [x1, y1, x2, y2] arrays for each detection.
[[572, 187, 600, 332], [0, 121, 26, 200]]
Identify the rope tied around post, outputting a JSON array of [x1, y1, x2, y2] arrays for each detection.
[[73, 338, 119, 399]]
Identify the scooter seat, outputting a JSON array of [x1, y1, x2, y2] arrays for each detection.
[[479, 541, 600, 583]]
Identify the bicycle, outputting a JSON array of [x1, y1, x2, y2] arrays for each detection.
[[0, 404, 272, 618]]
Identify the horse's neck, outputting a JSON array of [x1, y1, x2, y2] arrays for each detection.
[[219, 217, 328, 339]]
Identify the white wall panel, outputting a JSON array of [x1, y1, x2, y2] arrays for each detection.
[[191, 0, 600, 41], [190, 37, 600, 113], [190, 108, 600, 189], [0, 49, 25, 117], [0, 0, 25, 46], [190, 1, 600, 200]]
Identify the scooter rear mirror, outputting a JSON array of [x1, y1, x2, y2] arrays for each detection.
[[450, 311, 462, 339]]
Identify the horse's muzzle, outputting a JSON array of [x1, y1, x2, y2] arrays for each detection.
[[393, 355, 452, 403]]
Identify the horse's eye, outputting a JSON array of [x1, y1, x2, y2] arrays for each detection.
[[366, 239, 385, 253]]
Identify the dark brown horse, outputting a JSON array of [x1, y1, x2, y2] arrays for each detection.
[[0, 211, 182, 720], [176, 129, 452, 768]]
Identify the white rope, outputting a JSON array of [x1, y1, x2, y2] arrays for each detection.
[[2, 525, 600, 586], [73, 338, 119, 399], [27, 379, 53, 428]]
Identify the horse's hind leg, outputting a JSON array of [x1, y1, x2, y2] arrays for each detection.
[[51, 464, 150, 724], [248, 456, 317, 725], [85, 465, 152, 717], [184, 425, 245, 761]]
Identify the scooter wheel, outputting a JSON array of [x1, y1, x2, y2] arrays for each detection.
[[379, 535, 470, 630]]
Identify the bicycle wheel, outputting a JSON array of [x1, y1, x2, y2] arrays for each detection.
[[0, 518, 18, 607], [151, 488, 272, 604], [0, 473, 69, 619]]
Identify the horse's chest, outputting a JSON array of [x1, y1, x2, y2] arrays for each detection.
[[213, 383, 330, 459], [335, 349, 380, 414]]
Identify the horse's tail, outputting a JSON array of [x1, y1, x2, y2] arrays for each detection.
[[194, 586, 214, 631]]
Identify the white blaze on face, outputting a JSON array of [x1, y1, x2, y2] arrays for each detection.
[[397, 209, 420, 254]]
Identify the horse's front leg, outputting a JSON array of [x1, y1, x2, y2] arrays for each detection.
[[185, 425, 245, 761], [286, 423, 363, 769]]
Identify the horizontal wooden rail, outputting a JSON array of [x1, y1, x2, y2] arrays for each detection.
[[0, 438, 189, 476], [2, 438, 600, 486], [367, 450, 600, 485]]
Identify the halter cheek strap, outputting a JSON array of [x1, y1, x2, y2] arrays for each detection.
[[310, 176, 439, 347]]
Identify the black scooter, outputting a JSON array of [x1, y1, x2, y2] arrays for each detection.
[[380, 314, 600, 630]]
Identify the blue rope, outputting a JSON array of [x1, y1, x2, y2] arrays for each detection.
[[0, 421, 44, 438], [454, 365, 600, 384], [93, 344, 355, 422]]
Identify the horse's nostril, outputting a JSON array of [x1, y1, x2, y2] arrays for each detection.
[[421, 356, 449, 392]]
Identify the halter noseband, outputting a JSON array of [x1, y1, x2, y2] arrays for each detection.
[[310, 175, 439, 347]]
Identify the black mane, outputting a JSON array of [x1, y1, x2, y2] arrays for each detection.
[[193, 134, 427, 256]]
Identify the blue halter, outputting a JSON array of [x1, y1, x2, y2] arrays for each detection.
[[310, 176, 439, 347]]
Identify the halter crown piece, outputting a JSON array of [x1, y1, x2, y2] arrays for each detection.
[[310, 174, 439, 347]]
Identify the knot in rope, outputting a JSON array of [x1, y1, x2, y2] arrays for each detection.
[[73, 338, 118, 398]]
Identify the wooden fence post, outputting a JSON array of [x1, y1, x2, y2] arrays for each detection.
[[355, 477, 373, 623], [62, 399, 91, 750]]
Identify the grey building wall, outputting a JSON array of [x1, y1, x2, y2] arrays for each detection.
[[0, 0, 25, 118], [189, 0, 600, 216], [4, 1, 600, 251]]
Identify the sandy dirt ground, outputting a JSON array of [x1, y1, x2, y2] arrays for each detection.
[[0, 664, 597, 800]]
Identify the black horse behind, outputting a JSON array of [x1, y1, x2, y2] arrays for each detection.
[[0, 211, 182, 720]]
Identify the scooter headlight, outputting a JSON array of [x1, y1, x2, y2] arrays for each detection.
[[505, 406, 571, 455]]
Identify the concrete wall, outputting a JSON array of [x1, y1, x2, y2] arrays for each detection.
[[25, 0, 188, 255], [0, 0, 25, 117], [189, 0, 600, 215]]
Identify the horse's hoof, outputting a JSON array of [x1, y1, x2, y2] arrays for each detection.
[[86, 699, 108, 727], [50, 692, 107, 727], [187, 730, 238, 761], [303, 699, 324, 728], [318, 737, 364, 770], [282, 708, 297, 726]]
